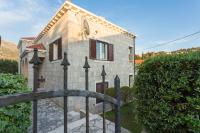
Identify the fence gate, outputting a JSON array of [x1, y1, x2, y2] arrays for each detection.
[[0, 48, 121, 133]]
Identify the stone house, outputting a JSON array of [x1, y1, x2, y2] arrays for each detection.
[[18, 1, 135, 113]]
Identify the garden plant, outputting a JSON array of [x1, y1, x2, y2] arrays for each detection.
[[134, 52, 200, 132], [0, 74, 31, 133]]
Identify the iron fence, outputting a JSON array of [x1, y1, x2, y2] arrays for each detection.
[[0, 48, 121, 133]]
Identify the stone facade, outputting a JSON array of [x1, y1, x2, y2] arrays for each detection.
[[19, 2, 135, 113]]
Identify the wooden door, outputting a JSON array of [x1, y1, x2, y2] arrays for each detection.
[[96, 82, 108, 104]]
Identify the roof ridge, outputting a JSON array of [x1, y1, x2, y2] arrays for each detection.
[[34, 1, 135, 43]]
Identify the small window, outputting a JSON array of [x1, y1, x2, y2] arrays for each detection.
[[96, 41, 108, 60], [49, 38, 62, 62], [129, 75, 134, 87], [89, 39, 114, 61], [129, 47, 133, 54], [129, 46, 134, 62]]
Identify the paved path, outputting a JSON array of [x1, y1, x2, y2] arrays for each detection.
[[48, 114, 131, 133], [29, 99, 131, 133], [29, 99, 80, 133], [37, 99, 64, 133]]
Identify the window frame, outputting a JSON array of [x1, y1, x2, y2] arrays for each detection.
[[49, 37, 62, 62], [53, 42, 58, 61], [96, 41, 108, 61], [89, 39, 114, 61]]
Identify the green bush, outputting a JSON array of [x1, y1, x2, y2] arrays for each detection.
[[134, 52, 200, 132], [0, 59, 18, 74], [0, 74, 31, 133], [105, 87, 115, 98], [106, 86, 133, 104]]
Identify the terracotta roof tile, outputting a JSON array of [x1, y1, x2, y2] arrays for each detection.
[[27, 44, 46, 50], [135, 60, 144, 64]]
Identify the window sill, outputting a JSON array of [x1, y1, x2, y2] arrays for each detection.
[[90, 58, 114, 62], [50, 59, 61, 63], [94, 60, 114, 63]]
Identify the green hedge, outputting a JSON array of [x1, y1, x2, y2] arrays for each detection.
[[0, 59, 18, 74], [0, 74, 31, 133], [105, 86, 134, 104], [134, 52, 200, 132]]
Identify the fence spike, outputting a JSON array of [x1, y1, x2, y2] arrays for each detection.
[[83, 56, 90, 133], [114, 75, 121, 133], [29, 48, 42, 65], [83, 56, 90, 69], [61, 52, 70, 66], [101, 65, 106, 77], [29, 48, 41, 133], [61, 52, 70, 133], [102, 65, 106, 133]]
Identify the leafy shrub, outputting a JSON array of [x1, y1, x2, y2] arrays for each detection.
[[105, 87, 115, 98], [0, 74, 31, 133], [121, 86, 133, 103], [106, 86, 134, 104], [0, 59, 18, 74], [134, 52, 200, 132]]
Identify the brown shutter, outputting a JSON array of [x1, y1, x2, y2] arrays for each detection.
[[58, 38, 62, 60], [49, 43, 53, 62], [108, 44, 114, 61], [89, 39, 96, 59]]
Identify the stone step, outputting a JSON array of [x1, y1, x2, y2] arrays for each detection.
[[47, 114, 131, 133]]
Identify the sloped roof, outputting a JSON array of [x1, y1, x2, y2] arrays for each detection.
[[27, 44, 46, 50], [21, 37, 36, 40], [34, 1, 135, 42]]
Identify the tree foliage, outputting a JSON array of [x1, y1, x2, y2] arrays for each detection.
[[0, 74, 31, 133], [134, 52, 200, 132], [0, 59, 18, 74]]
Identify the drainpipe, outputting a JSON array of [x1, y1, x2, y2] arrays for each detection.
[[133, 36, 136, 79]]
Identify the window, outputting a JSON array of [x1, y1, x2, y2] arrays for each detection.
[[49, 38, 62, 62], [129, 46, 134, 62], [89, 39, 114, 61], [96, 41, 108, 60], [129, 75, 133, 87], [96, 82, 109, 104]]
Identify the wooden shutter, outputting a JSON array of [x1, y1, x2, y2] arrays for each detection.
[[57, 38, 62, 60], [108, 44, 114, 61], [49, 43, 53, 62], [89, 39, 96, 59]]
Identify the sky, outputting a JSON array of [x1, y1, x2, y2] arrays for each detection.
[[0, 0, 200, 54]]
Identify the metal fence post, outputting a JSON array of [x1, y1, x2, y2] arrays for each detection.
[[61, 52, 70, 133], [29, 48, 42, 133], [114, 75, 121, 133], [101, 65, 106, 133], [83, 56, 90, 133]]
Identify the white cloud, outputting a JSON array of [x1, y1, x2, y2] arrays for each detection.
[[0, 0, 62, 37], [0, 10, 31, 26]]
